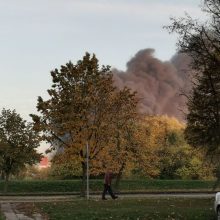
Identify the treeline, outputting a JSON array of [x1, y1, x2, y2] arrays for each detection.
[[0, 52, 217, 195], [49, 115, 215, 181], [29, 53, 215, 184]]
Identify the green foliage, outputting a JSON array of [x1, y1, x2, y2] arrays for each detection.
[[138, 115, 215, 180], [0, 108, 42, 191], [0, 179, 216, 193], [167, 0, 220, 156], [185, 73, 220, 154], [166, 0, 220, 188], [159, 138, 214, 180], [50, 153, 81, 179], [0, 212, 4, 220], [17, 165, 51, 180], [173, 147, 214, 180]]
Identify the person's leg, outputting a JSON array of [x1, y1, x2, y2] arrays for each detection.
[[107, 185, 118, 199], [102, 184, 108, 200]]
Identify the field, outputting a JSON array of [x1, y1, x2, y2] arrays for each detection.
[[0, 179, 218, 194], [37, 198, 216, 220]]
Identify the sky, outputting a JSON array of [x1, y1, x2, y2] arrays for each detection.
[[0, 0, 203, 151]]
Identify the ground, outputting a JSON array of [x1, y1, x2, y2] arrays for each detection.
[[0, 195, 216, 220]]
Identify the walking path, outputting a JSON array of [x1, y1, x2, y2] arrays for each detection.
[[0, 193, 216, 220], [0, 195, 77, 203], [1, 203, 43, 220], [0, 193, 216, 203]]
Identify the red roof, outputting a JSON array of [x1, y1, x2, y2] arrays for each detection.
[[40, 157, 49, 167]]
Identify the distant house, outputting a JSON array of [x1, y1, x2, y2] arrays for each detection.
[[38, 157, 51, 169]]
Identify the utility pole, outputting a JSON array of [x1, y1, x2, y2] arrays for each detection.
[[86, 141, 89, 200]]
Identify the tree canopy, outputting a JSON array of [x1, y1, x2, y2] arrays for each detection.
[[31, 52, 140, 195], [166, 0, 220, 156], [49, 115, 214, 180], [0, 108, 41, 192]]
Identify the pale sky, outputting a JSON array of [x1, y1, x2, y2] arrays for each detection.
[[0, 0, 203, 123]]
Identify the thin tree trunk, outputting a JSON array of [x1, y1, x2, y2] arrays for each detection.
[[80, 162, 86, 197], [115, 162, 125, 190], [4, 172, 9, 193], [114, 130, 124, 190]]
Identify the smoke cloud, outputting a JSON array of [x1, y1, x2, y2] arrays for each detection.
[[113, 49, 191, 121]]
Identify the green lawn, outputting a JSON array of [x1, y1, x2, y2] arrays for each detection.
[[38, 198, 216, 220], [0, 179, 218, 193], [0, 212, 5, 220]]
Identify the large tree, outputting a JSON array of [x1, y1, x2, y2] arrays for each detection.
[[0, 109, 41, 192], [89, 87, 140, 188], [166, 0, 220, 157], [30, 53, 139, 196]]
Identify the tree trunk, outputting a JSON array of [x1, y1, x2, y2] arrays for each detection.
[[4, 172, 9, 193], [115, 162, 125, 190], [80, 162, 86, 197], [1, 171, 5, 180]]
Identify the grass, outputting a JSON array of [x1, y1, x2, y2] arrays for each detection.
[[0, 179, 218, 193], [0, 211, 5, 220], [37, 197, 216, 220]]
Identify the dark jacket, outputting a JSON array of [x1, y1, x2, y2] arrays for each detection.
[[104, 171, 112, 185]]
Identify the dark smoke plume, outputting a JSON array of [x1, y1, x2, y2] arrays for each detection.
[[113, 49, 191, 121]]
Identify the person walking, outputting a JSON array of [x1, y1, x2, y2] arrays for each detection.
[[102, 169, 118, 200]]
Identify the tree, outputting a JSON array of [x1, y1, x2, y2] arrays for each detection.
[[139, 115, 214, 179], [30, 53, 139, 196], [50, 88, 140, 183], [0, 109, 41, 192], [166, 0, 220, 156], [89, 88, 140, 188], [140, 115, 185, 178], [50, 148, 81, 179]]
